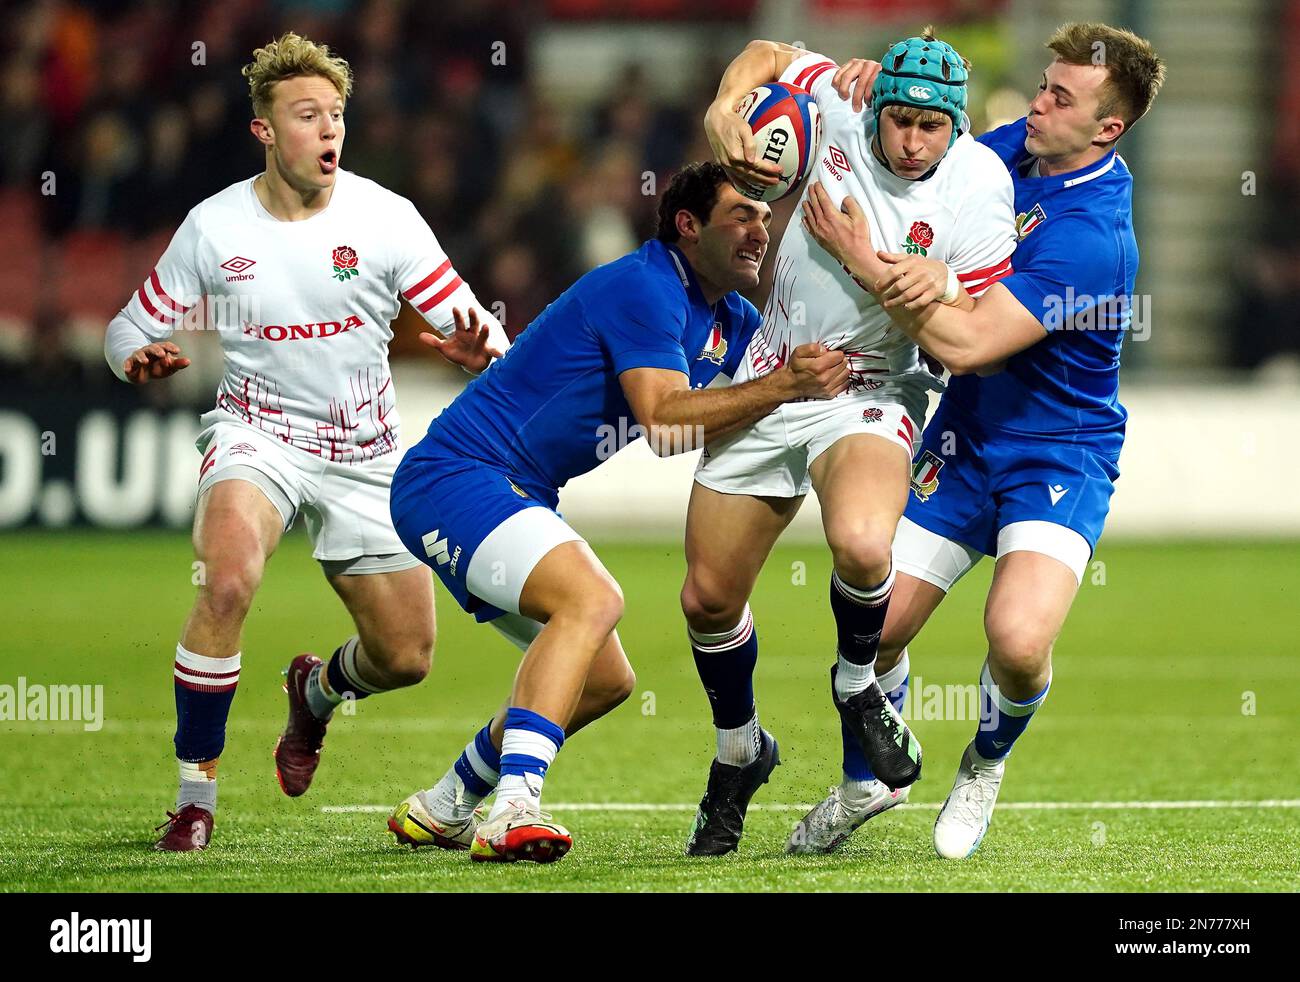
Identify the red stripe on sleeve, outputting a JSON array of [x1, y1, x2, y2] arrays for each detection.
[[966, 266, 1014, 297], [957, 256, 1012, 283], [416, 275, 464, 313], [794, 59, 836, 88], [402, 259, 453, 300], [803, 63, 835, 89], [150, 270, 185, 312], [136, 285, 174, 324]]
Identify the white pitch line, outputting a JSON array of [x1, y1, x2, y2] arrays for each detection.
[[323, 799, 1300, 814]]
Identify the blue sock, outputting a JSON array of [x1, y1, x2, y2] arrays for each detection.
[[689, 605, 758, 729], [842, 648, 910, 784], [173, 644, 241, 812], [973, 660, 1050, 763], [453, 720, 501, 798], [499, 707, 565, 778], [492, 707, 564, 818]]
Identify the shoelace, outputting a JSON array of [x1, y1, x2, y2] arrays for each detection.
[[951, 767, 997, 828], [154, 809, 204, 832], [879, 702, 906, 738], [499, 799, 555, 824]]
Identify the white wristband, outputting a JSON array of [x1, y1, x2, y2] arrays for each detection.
[[938, 264, 960, 305]]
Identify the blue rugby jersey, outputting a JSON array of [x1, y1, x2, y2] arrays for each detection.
[[944, 117, 1140, 455], [425, 240, 761, 490]]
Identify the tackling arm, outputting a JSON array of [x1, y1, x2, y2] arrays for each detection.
[[619, 343, 849, 456], [872, 282, 1047, 375]]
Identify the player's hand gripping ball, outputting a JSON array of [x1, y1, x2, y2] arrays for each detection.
[[733, 82, 822, 203]]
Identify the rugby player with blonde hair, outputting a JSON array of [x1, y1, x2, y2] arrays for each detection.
[[105, 32, 507, 851]]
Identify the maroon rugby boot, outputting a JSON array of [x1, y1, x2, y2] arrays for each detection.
[[274, 653, 329, 797], [154, 804, 213, 851]]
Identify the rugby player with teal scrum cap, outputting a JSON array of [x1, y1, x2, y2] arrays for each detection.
[[800, 22, 1165, 858], [691, 29, 1017, 856]]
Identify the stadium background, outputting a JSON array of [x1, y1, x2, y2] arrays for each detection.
[[1, 0, 1297, 892]]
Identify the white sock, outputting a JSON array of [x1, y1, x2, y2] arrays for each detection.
[[840, 777, 879, 802], [425, 770, 476, 824], [834, 653, 876, 701], [488, 722, 559, 821], [717, 711, 761, 766], [491, 773, 544, 820]]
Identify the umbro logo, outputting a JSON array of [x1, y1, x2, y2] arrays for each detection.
[[1048, 483, 1069, 506], [824, 144, 852, 180], [220, 256, 256, 282]]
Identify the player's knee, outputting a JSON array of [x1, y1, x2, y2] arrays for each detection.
[[827, 522, 894, 586], [680, 571, 747, 633], [575, 579, 624, 637], [197, 560, 262, 623], [985, 615, 1054, 684]]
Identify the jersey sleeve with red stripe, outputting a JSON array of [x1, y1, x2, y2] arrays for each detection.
[[780, 51, 840, 108], [122, 209, 202, 338], [394, 199, 510, 356], [104, 209, 203, 381], [947, 156, 1018, 298]]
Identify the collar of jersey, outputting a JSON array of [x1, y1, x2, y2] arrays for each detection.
[[663, 241, 711, 311], [248, 169, 345, 223], [1016, 143, 1118, 191]]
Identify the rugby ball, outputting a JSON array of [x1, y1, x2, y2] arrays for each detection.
[[734, 82, 822, 203]]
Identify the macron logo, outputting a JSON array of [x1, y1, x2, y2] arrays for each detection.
[[1048, 484, 1069, 506], [422, 530, 451, 565], [50, 912, 151, 962]]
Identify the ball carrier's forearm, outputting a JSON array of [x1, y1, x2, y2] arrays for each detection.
[[712, 40, 802, 106]]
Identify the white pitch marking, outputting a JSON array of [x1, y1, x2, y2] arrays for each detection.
[[323, 799, 1300, 814]]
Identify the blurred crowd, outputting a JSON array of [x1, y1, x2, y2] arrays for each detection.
[[0, 0, 725, 400], [8, 0, 1298, 397]]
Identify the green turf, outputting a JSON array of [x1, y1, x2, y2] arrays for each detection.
[[1, 531, 1297, 891]]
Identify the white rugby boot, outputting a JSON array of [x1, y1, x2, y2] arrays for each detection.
[[933, 742, 1005, 859], [786, 779, 910, 854], [388, 789, 482, 851]]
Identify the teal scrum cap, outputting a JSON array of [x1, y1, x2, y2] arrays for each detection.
[[870, 35, 968, 148]]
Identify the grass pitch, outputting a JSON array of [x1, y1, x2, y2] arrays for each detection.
[[1, 532, 1297, 892]]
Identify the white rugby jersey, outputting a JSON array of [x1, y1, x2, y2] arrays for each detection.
[[736, 52, 1018, 394], [105, 168, 506, 462]]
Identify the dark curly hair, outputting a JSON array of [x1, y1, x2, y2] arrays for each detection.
[[655, 161, 731, 242]]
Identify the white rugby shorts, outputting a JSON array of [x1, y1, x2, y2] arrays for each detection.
[[694, 386, 928, 498], [195, 414, 420, 575]]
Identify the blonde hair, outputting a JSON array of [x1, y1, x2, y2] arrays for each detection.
[[242, 32, 354, 118], [1046, 22, 1165, 129], [883, 104, 953, 128]]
